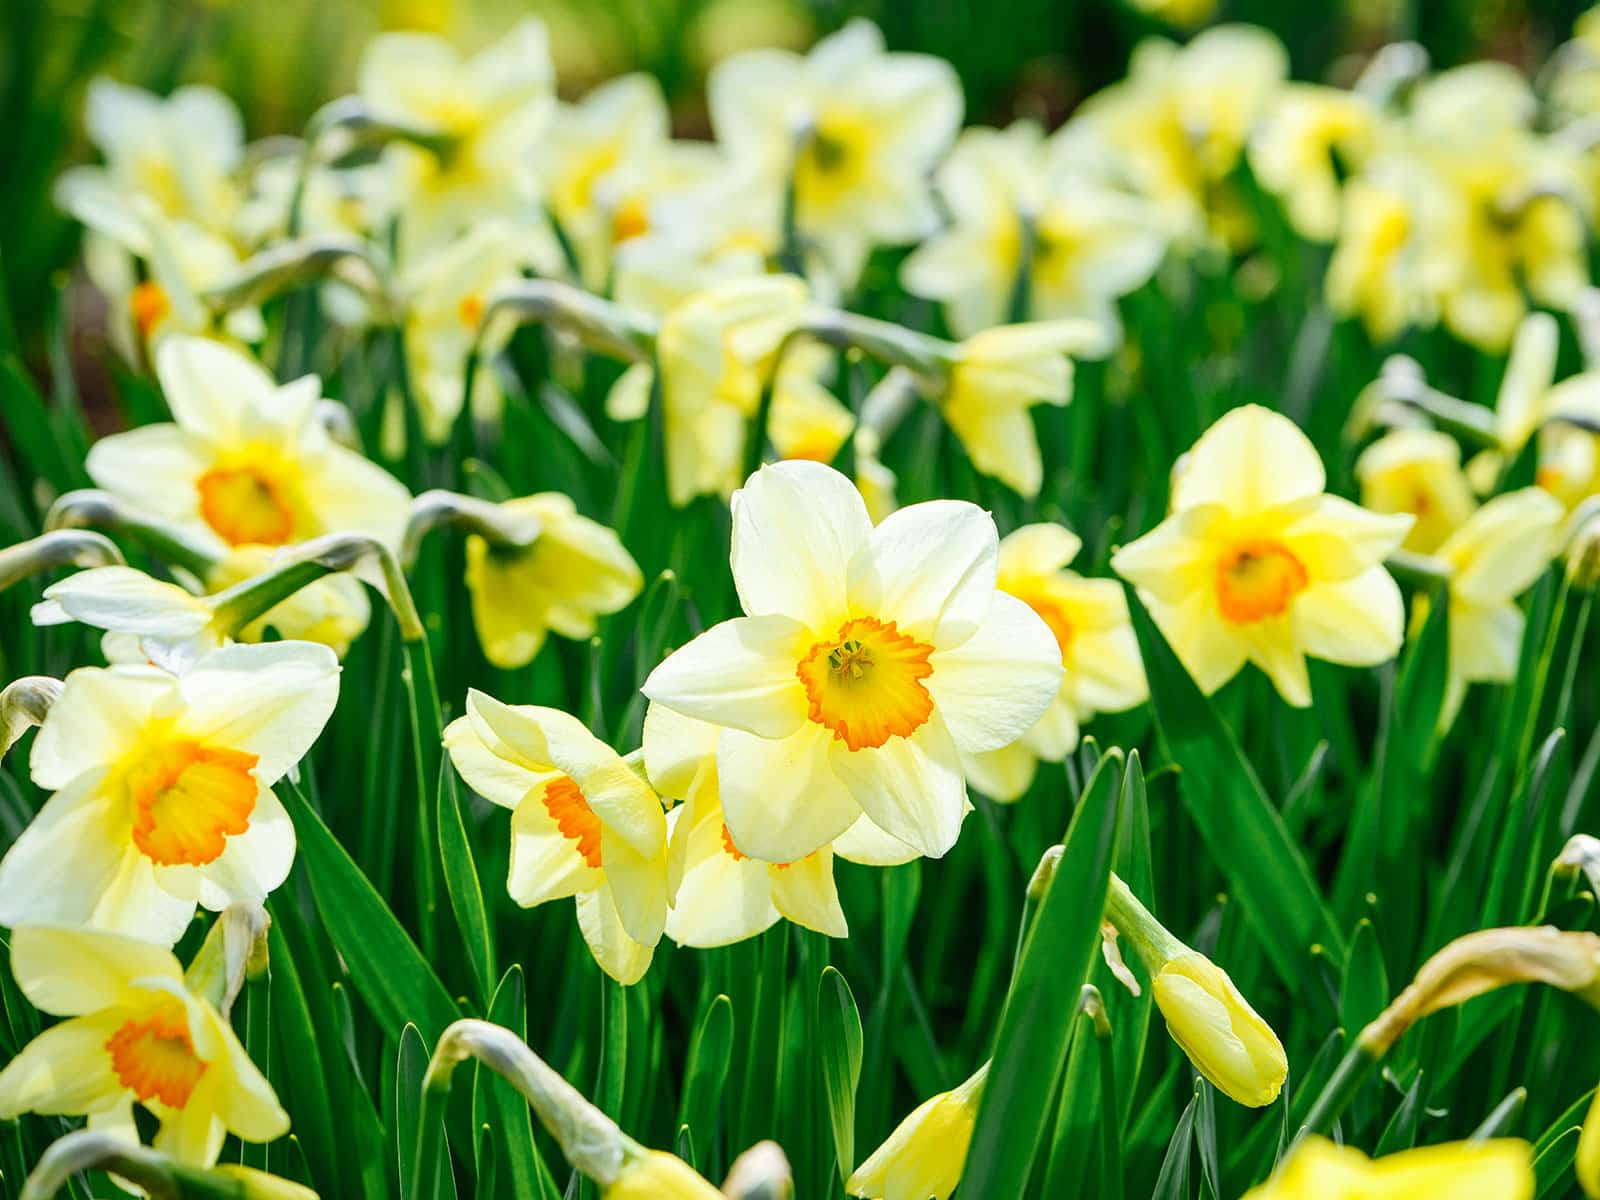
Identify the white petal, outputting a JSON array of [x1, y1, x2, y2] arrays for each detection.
[[508, 791, 598, 907], [926, 592, 1063, 753], [717, 723, 862, 862], [962, 742, 1039, 803], [831, 815, 920, 866], [0, 1013, 128, 1118], [84, 425, 210, 526], [37, 567, 211, 637], [848, 500, 998, 646], [1171, 405, 1326, 515], [175, 642, 340, 782], [641, 701, 719, 802], [154, 336, 279, 445], [828, 714, 966, 858], [998, 523, 1083, 579], [1292, 568, 1405, 669], [642, 616, 810, 739], [8, 925, 181, 1016], [730, 459, 871, 627], [0, 772, 131, 932], [576, 886, 654, 985], [769, 847, 847, 937], [444, 712, 543, 810], [31, 666, 173, 789], [601, 826, 668, 946], [666, 815, 777, 948]]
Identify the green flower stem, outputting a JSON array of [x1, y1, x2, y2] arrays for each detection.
[[400, 489, 541, 569], [45, 489, 215, 578], [485, 280, 657, 365], [1296, 1039, 1380, 1139], [209, 558, 334, 637], [0, 528, 124, 593], [203, 234, 388, 317], [1384, 549, 1453, 591], [798, 310, 950, 394], [1078, 987, 1123, 1200], [1102, 873, 1188, 976], [1006, 209, 1037, 325]]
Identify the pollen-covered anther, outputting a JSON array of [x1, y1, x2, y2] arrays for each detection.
[[127, 741, 259, 867], [1214, 538, 1309, 624], [797, 616, 935, 751], [543, 775, 603, 869], [105, 1005, 208, 1109]]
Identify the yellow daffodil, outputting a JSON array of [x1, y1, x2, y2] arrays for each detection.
[[900, 120, 1164, 343], [845, 1061, 987, 1200], [1355, 429, 1478, 555], [1242, 1135, 1533, 1200], [86, 336, 410, 557], [443, 691, 668, 984], [1537, 370, 1600, 509], [1064, 26, 1287, 250], [1491, 311, 1561, 455], [940, 320, 1104, 498], [1325, 168, 1444, 344], [464, 493, 643, 669], [0, 926, 287, 1168], [1420, 488, 1565, 724], [358, 20, 553, 254], [609, 275, 810, 507], [1580, 1081, 1600, 1198], [1112, 405, 1411, 706], [1249, 84, 1376, 242], [708, 19, 961, 286], [965, 524, 1145, 802], [0, 642, 339, 944], [643, 703, 847, 946], [642, 459, 1062, 862]]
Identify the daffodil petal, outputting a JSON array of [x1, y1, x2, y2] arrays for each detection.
[[717, 723, 862, 863], [848, 499, 998, 646], [926, 592, 1063, 754], [0, 1013, 128, 1118], [828, 713, 966, 858], [642, 616, 811, 739]]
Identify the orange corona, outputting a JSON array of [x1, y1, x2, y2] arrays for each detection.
[[1214, 539, 1309, 624], [129, 280, 170, 342], [796, 616, 935, 752], [544, 776, 603, 869], [127, 741, 259, 866], [196, 464, 296, 546], [105, 1005, 208, 1109]]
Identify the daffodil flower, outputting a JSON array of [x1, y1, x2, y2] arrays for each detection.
[[1249, 84, 1376, 242], [1325, 168, 1446, 344], [901, 119, 1164, 343], [965, 524, 1145, 802], [463, 493, 643, 670], [1355, 428, 1478, 555], [1417, 487, 1565, 724], [86, 336, 410, 558], [443, 692, 669, 985], [1112, 405, 1412, 706], [606, 1148, 723, 1198], [642, 703, 847, 947], [845, 1062, 987, 1200], [0, 642, 340, 945], [1242, 1135, 1533, 1200], [642, 459, 1063, 862], [708, 19, 961, 287], [358, 20, 553, 255], [0, 926, 286, 1168]]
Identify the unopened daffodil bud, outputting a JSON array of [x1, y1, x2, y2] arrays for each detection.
[[0, 677, 61, 760], [1580, 1083, 1600, 1198], [1104, 874, 1286, 1107], [607, 1147, 722, 1199], [20, 1129, 320, 1200], [0, 528, 124, 594], [1242, 1135, 1532, 1199], [845, 1061, 987, 1200], [720, 1141, 794, 1199]]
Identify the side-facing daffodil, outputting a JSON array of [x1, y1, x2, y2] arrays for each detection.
[[708, 19, 961, 287], [845, 1061, 987, 1200], [964, 524, 1145, 802], [938, 320, 1105, 499], [642, 459, 1062, 862], [443, 691, 668, 984], [1419, 487, 1565, 725], [463, 492, 643, 670], [1242, 1135, 1533, 1200], [643, 703, 847, 946], [1112, 405, 1412, 706], [86, 336, 410, 557], [1355, 429, 1478, 556], [0, 643, 339, 945], [0, 925, 288, 1167]]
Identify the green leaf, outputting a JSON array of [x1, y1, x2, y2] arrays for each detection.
[[1339, 919, 1389, 1044], [398, 1023, 456, 1200], [1151, 1086, 1200, 1200], [963, 750, 1124, 1197], [1126, 588, 1347, 990], [439, 761, 495, 1007], [1532, 1126, 1580, 1200], [472, 966, 559, 1200], [818, 966, 864, 1186], [276, 779, 458, 1042], [678, 993, 734, 1160], [1373, 1070, 1425, 1155]]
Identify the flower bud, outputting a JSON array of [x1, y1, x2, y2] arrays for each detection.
[[845, 1062, 987, 1200], [720, 1141, 793, 1199], [604, 1147, 721, 1199], [0, 676, 61, 759], [1580, 1083, 1600, 1199], [1151, 953, 1288, 1107]]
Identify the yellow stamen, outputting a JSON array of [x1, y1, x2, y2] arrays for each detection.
[[1215, 538, 1308, 624], [127, 741, 259, 867], [196, 464, 296, 546], [105, 1003, 208, 1109], [544, 776, 603, 869], [797, 616, 935, 752]]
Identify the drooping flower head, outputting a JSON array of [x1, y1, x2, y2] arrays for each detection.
[[643, 460, 1062, 863]]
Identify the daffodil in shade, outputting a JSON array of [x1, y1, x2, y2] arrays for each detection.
[[1355, 429, 1478, 556], [1104, 875, 1286, 1106], [1417, 487, 1565, 725], [900, 120, 1164, 344], [708, 19, 961, 286], [965, 524, 1145, 802], [939, 320, 1105, 499], [358, 20, 553, 255], [845, 1061, 987, 1200], [0, 642, 339, 945], [643, 703, 847, 947], [642, 459, 1063, 862], [443, 691, 668, 984], [464, 493, 643, 670], [1112, 405, 1412, 707], [86, 336, 410, 558], [1580, 1081, 1600, 1198], [1241, 1135, 1533, 1200], [0, 926, 287, 1166]]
